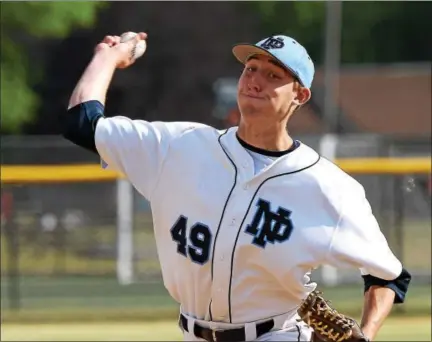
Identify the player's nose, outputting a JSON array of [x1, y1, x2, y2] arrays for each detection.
[[247, 78, 262, 93]]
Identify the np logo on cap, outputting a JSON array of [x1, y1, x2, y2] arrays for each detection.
[[232, 34, 315, 89], [260, 37, 285, 50]]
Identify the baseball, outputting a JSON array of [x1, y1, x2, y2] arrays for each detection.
[[120, 32, 147, 59]]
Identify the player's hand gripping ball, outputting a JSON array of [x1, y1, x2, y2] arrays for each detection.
[[94, 31, 147, 69], [297, 291, 370, 342]]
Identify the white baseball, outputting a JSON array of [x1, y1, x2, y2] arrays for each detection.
[[120, 32, 147, 60]]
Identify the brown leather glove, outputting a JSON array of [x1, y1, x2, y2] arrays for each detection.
[[297, 290, 370, 342]]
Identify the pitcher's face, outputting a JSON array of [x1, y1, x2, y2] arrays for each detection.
[[237, 55, 310, 123]]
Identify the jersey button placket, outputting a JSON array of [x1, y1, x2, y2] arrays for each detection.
[[210, 182, 254, 322], [210, 188, 245, 320], [210, 208, 237, 320]]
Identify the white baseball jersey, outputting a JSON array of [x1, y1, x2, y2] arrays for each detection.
[[95, 117, 402, 326]]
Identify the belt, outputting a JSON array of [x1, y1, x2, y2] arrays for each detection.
[[179, 313, 275, 342]]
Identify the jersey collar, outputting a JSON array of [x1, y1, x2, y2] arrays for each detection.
[[219, 127, 320, 178]]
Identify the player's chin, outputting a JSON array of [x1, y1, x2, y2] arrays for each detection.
[[239, 104, 268, 118], [239, 98, 268, 115]]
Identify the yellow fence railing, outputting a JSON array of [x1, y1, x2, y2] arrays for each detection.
[[1, 157, 431, 184]]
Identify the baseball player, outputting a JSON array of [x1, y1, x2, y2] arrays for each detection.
[[62, 32, 411, 341]]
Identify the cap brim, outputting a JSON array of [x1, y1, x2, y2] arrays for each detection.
[[232, 44, 275, 65], [232, 43, 304, 87]]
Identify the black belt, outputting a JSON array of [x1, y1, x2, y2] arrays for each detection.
[[179, 313, 275, 342]]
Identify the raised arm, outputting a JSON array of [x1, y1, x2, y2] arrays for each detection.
[[68, 32, 147, 108], [61, 33, 204, 200], [62, 32, 148, 156]]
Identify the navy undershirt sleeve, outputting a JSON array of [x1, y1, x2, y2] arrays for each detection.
[[362, 267, 411, 304], [61, 100, 105, 153]]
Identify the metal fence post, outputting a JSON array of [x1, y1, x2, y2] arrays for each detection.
[[4, 189, 21, 311], [116, 178, 134, 285]]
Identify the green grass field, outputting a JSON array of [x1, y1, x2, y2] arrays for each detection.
[[1, 215, 430, 341], [2, 277, 430, 321], [2, 316, 431, 341]]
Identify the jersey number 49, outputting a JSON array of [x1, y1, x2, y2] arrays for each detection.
[[170, 215, 213, 265]]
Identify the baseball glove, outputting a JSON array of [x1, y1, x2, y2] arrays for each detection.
[[297, 290, 370, 342]]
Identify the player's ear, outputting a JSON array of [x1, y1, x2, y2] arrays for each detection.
[[292, 85, 311, 106]]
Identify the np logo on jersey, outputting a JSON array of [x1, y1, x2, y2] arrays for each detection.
[[260, 37, 285, 50], [245, 198, 294, 248]]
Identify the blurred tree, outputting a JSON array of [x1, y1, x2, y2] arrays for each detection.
[[1, 2, 106, 133], [249, 1, 432, 64]]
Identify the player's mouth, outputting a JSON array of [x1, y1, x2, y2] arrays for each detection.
[[240, 92, 266, 100]]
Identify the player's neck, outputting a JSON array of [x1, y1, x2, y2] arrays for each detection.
[[236, 121, 293, 152]]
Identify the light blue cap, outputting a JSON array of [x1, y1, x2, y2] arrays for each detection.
[[232, 35, 315, 88]]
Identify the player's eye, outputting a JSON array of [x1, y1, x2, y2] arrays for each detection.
[[268, 72, 281, 80], [246, 66, 257, 73]]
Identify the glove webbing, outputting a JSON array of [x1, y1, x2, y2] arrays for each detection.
[[299, 291, 355, 342]]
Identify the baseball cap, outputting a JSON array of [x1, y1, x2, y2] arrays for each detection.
[[232, 35, 315, 89]]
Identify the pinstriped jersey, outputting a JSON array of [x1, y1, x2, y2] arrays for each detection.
[[95, 117, 403, 324]]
